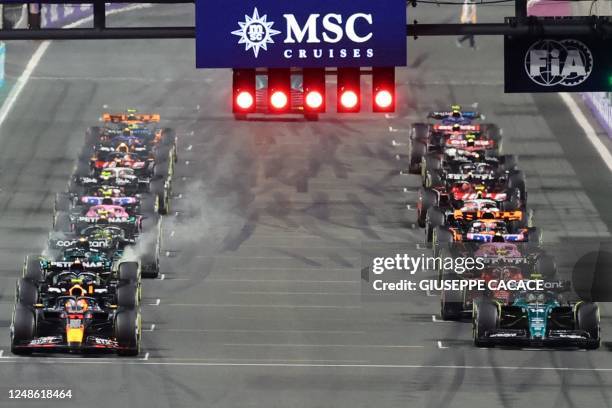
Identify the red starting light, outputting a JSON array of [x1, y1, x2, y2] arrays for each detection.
[[374, 90, 393, 109], [337, 68, 361, 113], [305, 91, 324, 109], [232, 69, 256, 115], [270, 91, 288, 109], [303, 68, 326, 114], [268, 68, 291, 112], [372, 67, 396, 112], [340, 90, 359, 110], [236, 91, 254, 110]]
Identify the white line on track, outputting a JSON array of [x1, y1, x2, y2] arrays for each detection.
[[560, 93, 612, 172], [222, 343, 424, 349], [431, 315, 453, 323], [205, 279, 360, 284], [229, 291, 359, 296], [164, 328, 365, 334], [145, 324, 156, 332], [437, 341, 448, 349], [158, 274, 166, 281], [164, 303, 361, 309], [2, 360, 611, 372], [140, 352, 150, 361], [148, 299, 161, 306]]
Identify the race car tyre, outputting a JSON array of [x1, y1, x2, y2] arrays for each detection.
[[483, 124, 502, 154], [151, 179, 169, 215], [432, 226, 453, 258], [417, 188, 437, 228], [53, 211, 72, 233], [535, 255, 557, 280], [527, 228, 541, 246], [409, 140, 427, 174], [441, 288, 463, 321], [424, 171, 443, 188], [473, 299, 498, 347], [425, 207, 445, 243], [23, 255, 43, 283], [11, 305, 35, 355], [160, 128, 176, 148], [85, 126, 101, 146], [115, 309, 141, 356], [423, 154, 443, 174], [499, 155, 517, 173], [156, 144, 172, 167], [74, 160, 91, 178], [411, 123, 429, 143], [507, 171, 526, 199], [117, 283, 138, 310], [118, 262, 140, 284], [576, 302, 600, 349], [54, 192, 71, 213], [16, 278, 38, 306], [140, 251, 159, 280]]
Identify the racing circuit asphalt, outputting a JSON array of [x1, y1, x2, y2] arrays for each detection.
[[0, 3, 611, 408]]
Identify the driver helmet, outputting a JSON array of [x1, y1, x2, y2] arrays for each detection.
[[69, 259, 84, 272], [76, 298, 89, 312], [64, 298, 78, 312], [116, 143, 129, 153]]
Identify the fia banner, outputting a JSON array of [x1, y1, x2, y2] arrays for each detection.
[[196, 0, 407, 69], [505, 35, 612, 93]]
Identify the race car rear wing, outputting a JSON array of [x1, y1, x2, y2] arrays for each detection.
[[453, 209, 523, 221], [433, 124, 481, 131], [428, 111, 482, 120], [102, 113, 160, 124], [48, 236, 110, 250]]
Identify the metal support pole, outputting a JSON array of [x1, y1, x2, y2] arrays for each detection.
[[93, 0, 105, 29], [515, 0, 528, 21]]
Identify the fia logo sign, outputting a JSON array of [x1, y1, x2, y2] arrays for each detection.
[[524, 39, 593, 87]]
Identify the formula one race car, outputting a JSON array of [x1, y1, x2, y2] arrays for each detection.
[[49, 214, 161, 279], [53, 203, 142, 236], [437, 242, 557, 320], [431, 217, 539, 246], [85, 109, 176, 150], [90, 151, 156, 178], [55, 191, 142, 216], [421, 153, 520, 190], [425, 200, 535, 244], [408, 105, 502, 173], [70, 167, 170, 215], [417, 176, 526, 228], [473, 293, 600, 349], [11, 262, 141, 355]]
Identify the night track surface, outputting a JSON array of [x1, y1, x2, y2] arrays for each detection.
[[0, 4, 611, 408]]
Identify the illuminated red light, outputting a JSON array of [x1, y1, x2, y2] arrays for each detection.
[[236, 91, 254, 110], [375, 90, 393, 109], [305, 91, 323, 109], [270, 91, 288, 109], [340, 91, 359, 109]]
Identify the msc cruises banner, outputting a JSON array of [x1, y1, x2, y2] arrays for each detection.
[[196, 0, 407, 68]]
